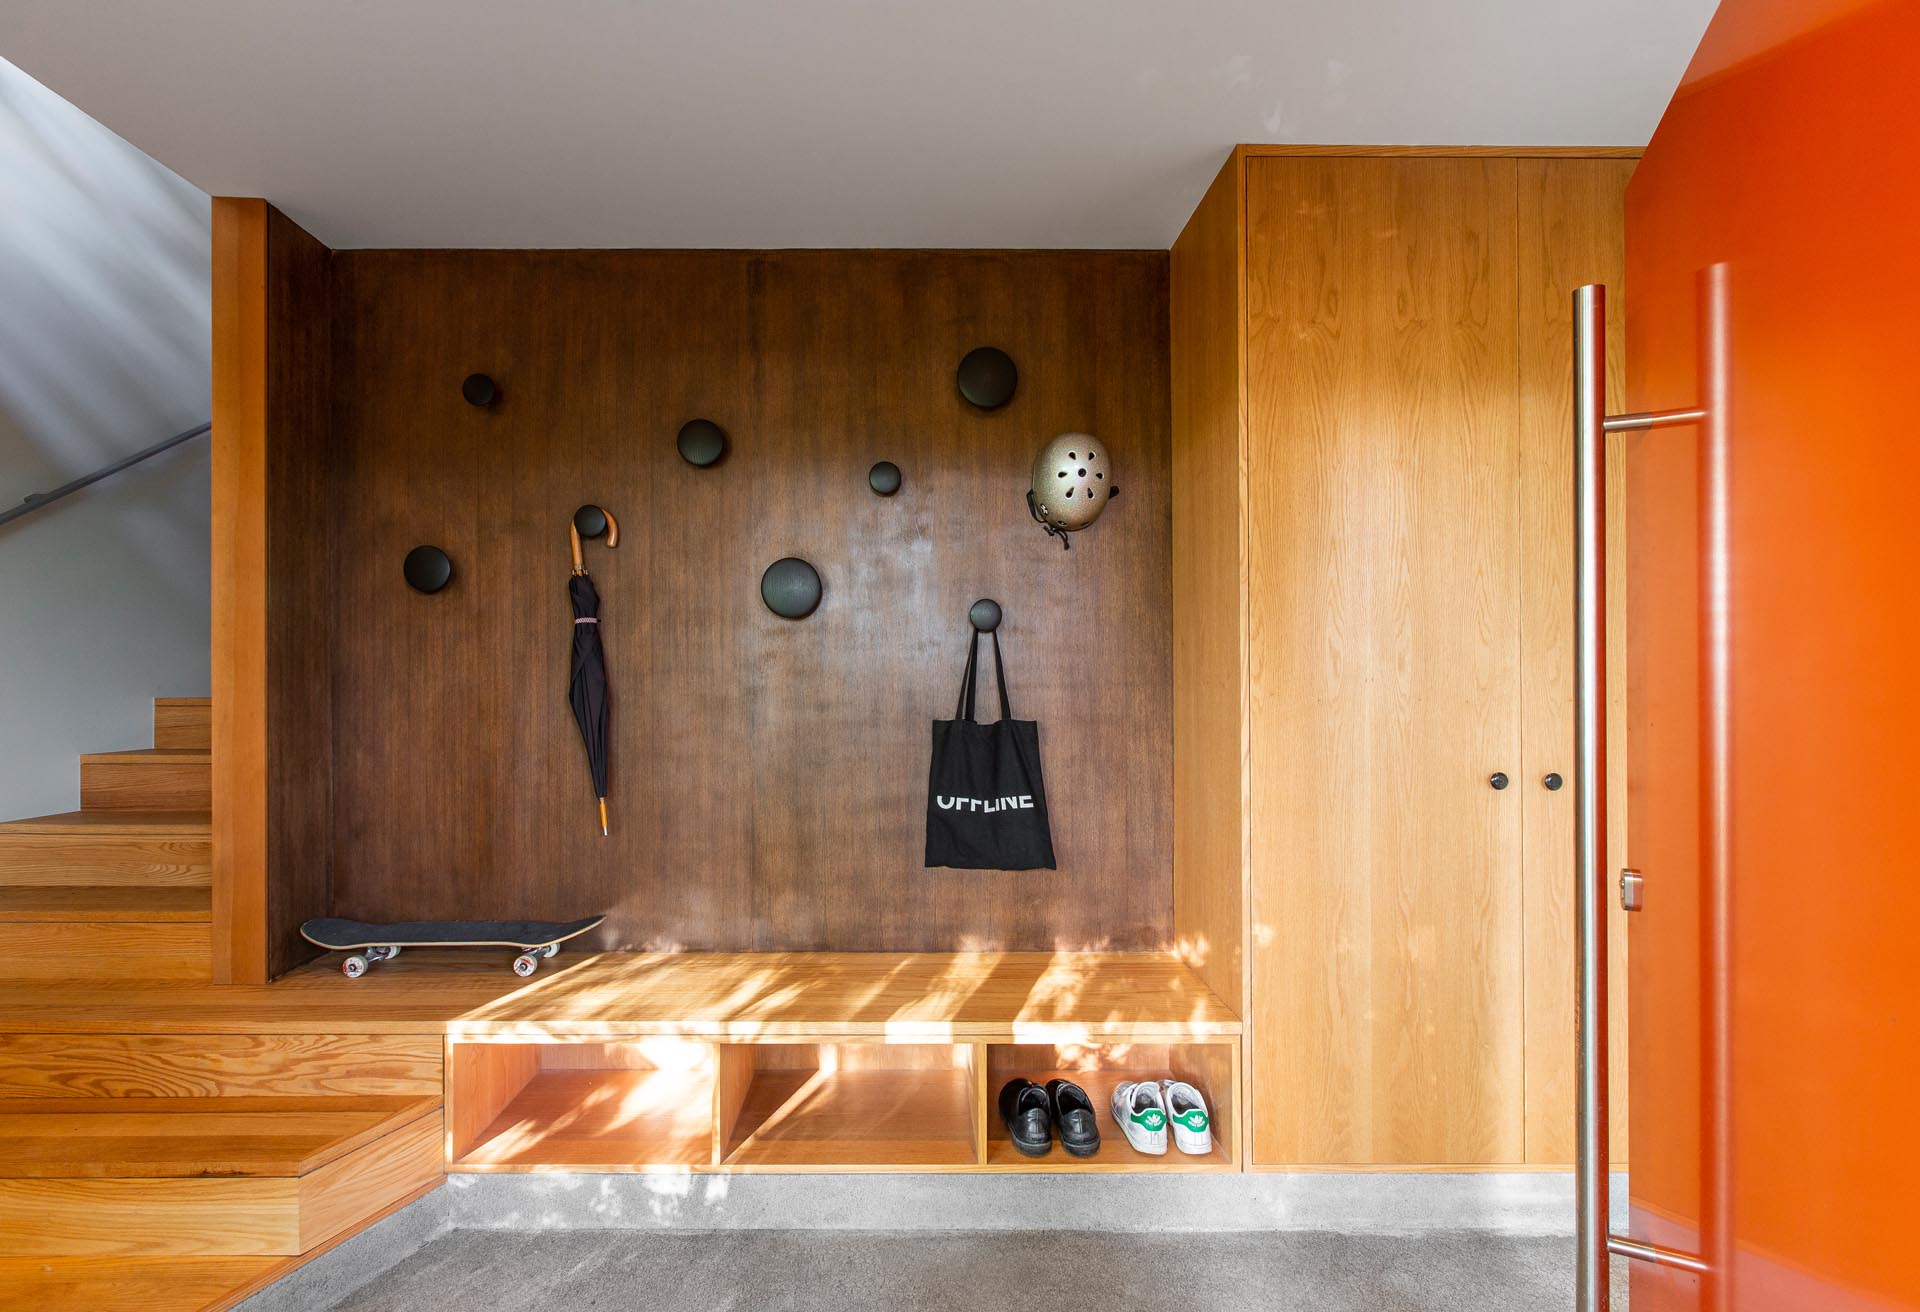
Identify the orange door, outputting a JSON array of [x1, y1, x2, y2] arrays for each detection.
[[1626, 1, 1920, 1309]]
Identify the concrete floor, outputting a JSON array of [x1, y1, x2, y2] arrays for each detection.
[[323, 1229, 1632, 1311]]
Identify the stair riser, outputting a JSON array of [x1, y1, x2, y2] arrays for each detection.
[[0, 1035, 444, 1100], [0, 836, 211, 888], [152, 699, 211, 751], [0, 923, 212, 981], [0, 1112, 443, 1256], [79, 762, 210, 811]]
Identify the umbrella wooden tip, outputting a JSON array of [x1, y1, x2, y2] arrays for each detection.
[[598, 797, 609, 836]]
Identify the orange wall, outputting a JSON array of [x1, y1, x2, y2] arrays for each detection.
[[1627, 1, 1920, 1309]]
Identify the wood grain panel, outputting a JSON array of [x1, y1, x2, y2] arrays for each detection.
[[0, 922, 211, 981], [0, 1256, 286, 1312], [1245, 157, 1526, 1164], [0, 1033, 443, 1099], [0, 950, 1241, 1039], [296, 1111, 444, 1250], [1239, 144, 1641, 159], [0, 813, 211, 888], [446, 1042, 538, 1158], [327, 250, 1170, 951], [211, 199, 334, 982], [0, 1175, 298, 1256], [1171, 150, 1250, 1020], [1515, 157, 1635, 1166], [263, 206, 336, 980], [0, 1095, 438, 1178], [79, 751, 210, 810], [152, 698, 212, 750], [210, 196, 269, 985]]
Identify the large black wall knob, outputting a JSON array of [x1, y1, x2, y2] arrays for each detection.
[[956, 347, 1017, 410], [761, 557, 822, 619], [462, 373, 497, 407], [573, 504, 610, 540], [969, 598, 1002, 632], [868, 461, 902, 496], [404, 545, 453, 594], [677, 419, 728, 467]]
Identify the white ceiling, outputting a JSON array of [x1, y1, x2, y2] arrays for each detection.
[[1, 0, 1717, 250]]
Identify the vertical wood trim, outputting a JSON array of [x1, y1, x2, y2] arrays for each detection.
[[211, 197, 270, 986], [1515, 158, 1635, 1166], [1171, 148, 1251, 1020]]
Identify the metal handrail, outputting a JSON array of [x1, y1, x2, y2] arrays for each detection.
[[0, 421, 211, 530]]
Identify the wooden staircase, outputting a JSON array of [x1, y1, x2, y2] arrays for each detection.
[[0, 700, 446, 1311]]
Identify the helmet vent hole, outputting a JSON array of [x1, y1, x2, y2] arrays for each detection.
[[1096, 471, 1104, 478], [1067, 452, 1076, 460], [1077, 468, 1086, 477], [1056, 470, 1066, 478], [1064, 488, 1073, 498]]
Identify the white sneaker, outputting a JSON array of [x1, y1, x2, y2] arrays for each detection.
[[1158, 1079, 1213, 1155], [1110, 1080, 1169, 1155]]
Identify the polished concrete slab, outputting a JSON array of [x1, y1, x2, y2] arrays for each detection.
[[315, 1229, 1632, 1311]]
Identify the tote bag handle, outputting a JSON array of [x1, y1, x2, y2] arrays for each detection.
[[954, 629, 1015, 723]]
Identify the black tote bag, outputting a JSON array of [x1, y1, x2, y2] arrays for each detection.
[[925, 628, 1056, 870]]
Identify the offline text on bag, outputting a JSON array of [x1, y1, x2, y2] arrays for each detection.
[[924, 627, 1056, 871]]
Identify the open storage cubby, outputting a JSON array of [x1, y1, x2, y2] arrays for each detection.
[[449, 1038, 718, 1170], [717, 1043, 984, 1170], [985, 1040, 1239, 1171]]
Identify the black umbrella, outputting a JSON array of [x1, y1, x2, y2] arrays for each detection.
[[568, 506, 619, 835]]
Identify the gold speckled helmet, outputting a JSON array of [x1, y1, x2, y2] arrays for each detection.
[[1027, 432, 1118, 546]]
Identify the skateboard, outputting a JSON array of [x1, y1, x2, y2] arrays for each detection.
[[301, 915, 605, 979]]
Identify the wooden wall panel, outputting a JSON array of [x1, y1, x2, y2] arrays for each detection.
[[327, 251, 1171, 951], [263, 208, 335, 979], [1516, 157, 1635, 1166], [1170, 151, 1250, 1018], [1245, 157, 1526, 1164], [211, 198, 335, 983]]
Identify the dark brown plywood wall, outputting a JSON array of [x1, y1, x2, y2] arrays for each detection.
[[326, 250, 1171, 951]]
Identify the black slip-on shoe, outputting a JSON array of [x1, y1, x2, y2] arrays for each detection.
[[998, 1077, 1052, 1157], [1046, 1078, 1101, 1157]]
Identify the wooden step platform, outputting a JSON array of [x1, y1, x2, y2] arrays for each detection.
[[0, 1256, 286, 1312], [0, 1032, 443, 1100], [0, 950, 1242, 1039], [0, 812, 211, 888], [0, 885, 211, 981], [79, 751, 211, 811], [0, 1099, 443, 1256]]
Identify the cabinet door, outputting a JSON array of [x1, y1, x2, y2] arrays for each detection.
[[1515, 157, 1636, 1166], [1246, 156, 1525, 1165]]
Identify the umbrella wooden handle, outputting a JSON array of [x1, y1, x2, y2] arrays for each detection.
[[570, 509, 620, 575]]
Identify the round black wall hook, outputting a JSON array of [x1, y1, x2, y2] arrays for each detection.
[[573, 504, 610, 540], [462, 373, 497, 407], [868, 461, 902, 496], [762, 557, 823, 620], [677, 419, 728, 467], [404, 545, 453, 594], [969, 598, 1003, 633]]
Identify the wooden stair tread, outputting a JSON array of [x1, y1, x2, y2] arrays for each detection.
[[0, 888, 211, 921], [77, 750, 212, 765], [0, 1095, 440, 1178], [0, 1255, 285, 1312], [0, 811, 211, 836]]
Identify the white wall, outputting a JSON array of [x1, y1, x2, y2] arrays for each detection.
[[0, 57, 210, 821]]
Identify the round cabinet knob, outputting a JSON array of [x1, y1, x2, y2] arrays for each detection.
[[1489, 772, 1510, 791], [1543, 772, 1565, 791]]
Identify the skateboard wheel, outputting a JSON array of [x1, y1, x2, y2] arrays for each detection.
[[342, 954, 369, 979], [385, 944, 402, 960], [540, 943, 560, 958], [513, 953, 540, 977]]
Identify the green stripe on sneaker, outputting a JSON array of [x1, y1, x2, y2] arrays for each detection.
[[1131, 1108, 1166, 1131], [1173, 1108, 1209, 1131]]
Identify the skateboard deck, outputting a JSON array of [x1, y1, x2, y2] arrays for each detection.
[[301, 915, 604, 978]]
